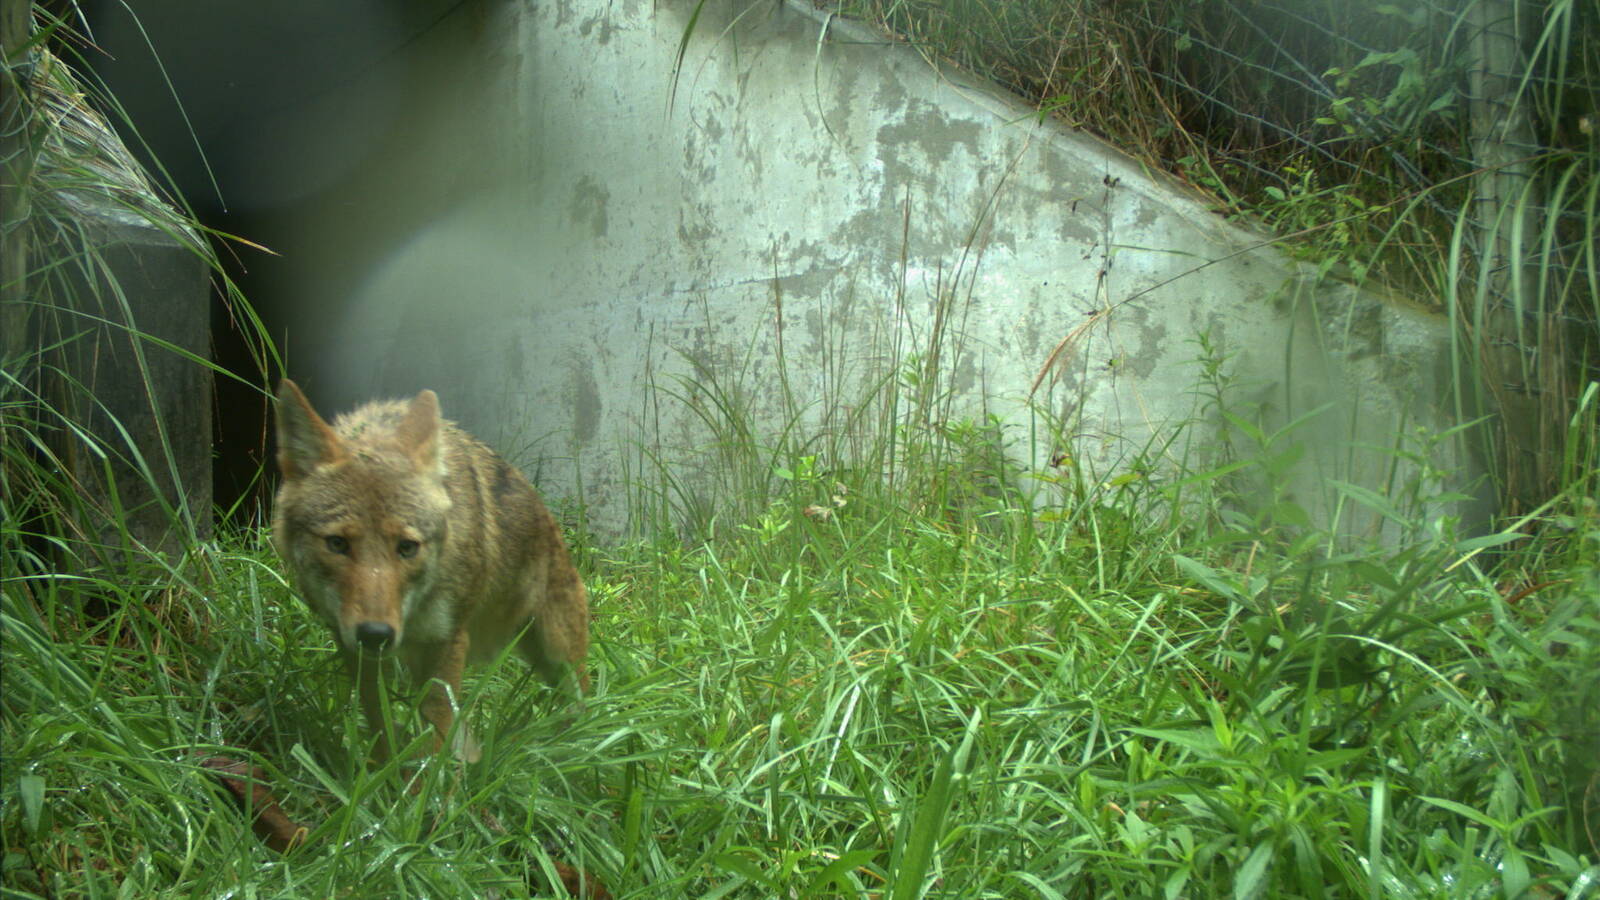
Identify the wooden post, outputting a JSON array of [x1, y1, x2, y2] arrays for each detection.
[[1468, 0, 1543, 509], [1, 0, 31, 366]]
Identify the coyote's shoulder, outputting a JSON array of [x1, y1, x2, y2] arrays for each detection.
[[272, 380, 588, 762]]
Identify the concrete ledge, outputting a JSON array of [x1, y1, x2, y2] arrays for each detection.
[[22, 55, 213, 555]]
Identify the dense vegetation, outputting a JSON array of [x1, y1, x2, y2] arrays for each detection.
[[4, 390, 1598, 896]]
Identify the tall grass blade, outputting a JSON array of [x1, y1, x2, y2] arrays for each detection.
[[887, 707, 980, 900]]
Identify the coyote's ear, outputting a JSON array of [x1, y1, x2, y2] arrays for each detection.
[[397, 389, 444, 477], [275, 379, 345, 479]]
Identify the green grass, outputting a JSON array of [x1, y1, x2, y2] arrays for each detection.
[[4, 415, 1597, 897]]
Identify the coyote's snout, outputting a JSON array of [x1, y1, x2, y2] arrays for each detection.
[[272, 379, 589, 762]]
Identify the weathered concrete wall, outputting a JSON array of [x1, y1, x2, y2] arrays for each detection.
[[56, 218, 213, 551], [22, 57, 212, 553], [262, 0, 1478, 537]]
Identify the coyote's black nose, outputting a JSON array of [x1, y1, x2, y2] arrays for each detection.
[[355, 622, 395, 653]]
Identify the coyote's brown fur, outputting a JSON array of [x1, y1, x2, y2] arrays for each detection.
[[272, 379, 589, 762]]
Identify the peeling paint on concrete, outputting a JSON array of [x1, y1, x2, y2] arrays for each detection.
[[569, 175, 610, 239], [571, 354, 602, 445]]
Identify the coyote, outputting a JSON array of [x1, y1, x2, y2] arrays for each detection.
[[272, 379, 589, 762]]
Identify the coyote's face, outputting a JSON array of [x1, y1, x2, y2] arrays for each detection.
[[272, 383, 453, 655]]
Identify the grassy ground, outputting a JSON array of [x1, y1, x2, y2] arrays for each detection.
[[4, 415, 1597, 898]]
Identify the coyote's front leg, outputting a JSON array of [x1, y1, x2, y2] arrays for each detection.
[[410, 631, 479, 763]]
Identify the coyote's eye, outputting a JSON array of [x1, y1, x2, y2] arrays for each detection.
[[396, 539, 421, 559], [324, 535, 350, 555]]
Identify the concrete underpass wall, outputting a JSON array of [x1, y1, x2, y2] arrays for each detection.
[[263, 0, 1479, 537]]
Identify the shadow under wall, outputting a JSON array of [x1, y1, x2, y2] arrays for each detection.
[[80, 0, 479, 525]]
